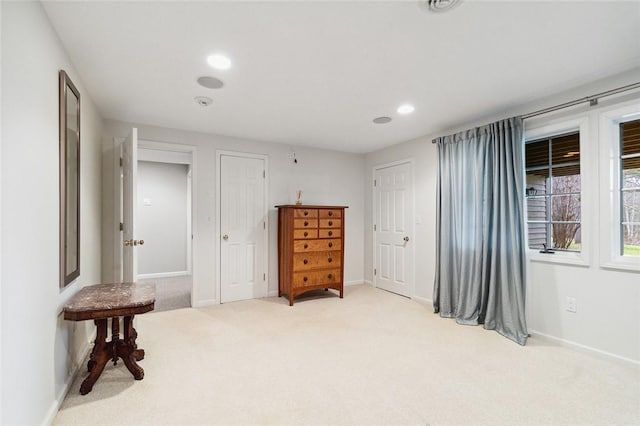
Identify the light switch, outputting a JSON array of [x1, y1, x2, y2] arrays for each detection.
[[143, 198, 152, 206]]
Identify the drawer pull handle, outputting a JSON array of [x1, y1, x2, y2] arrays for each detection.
[[328, 257, 333, 263], [328, 221, 333, 226], [303, 259, 308, 264], [303, 276, 308, 282], [304, 221, 309, 226], [328, 231, 333, 236], [328, 211, 333, 217], [328, 242, 333, 248], [304, 211, 309, 216], [304, 244, 309, 249], [304, 231, 308, 237], [327, 274, 333, 279]]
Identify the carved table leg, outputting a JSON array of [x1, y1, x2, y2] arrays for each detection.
[[80, 319, 110, 395], [118, 315, 144, 380], [111, 317, 120, 365], [127, 316, 145, 361]]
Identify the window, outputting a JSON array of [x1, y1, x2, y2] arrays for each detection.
[[525, 131, 581, 253], [599, 101, 640, 271], [619, 119, 640, 257]]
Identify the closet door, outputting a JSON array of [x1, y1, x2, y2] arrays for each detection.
[[374, 162, 413, 297], [220, 154, 267, 303]]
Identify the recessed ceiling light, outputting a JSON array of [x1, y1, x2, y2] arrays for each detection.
[[197, 76, 224, 89], [207, 54, 231, 70], [194, 96, 213, 107], [373, 116, 392, 124], [397, 104, 415, 115]]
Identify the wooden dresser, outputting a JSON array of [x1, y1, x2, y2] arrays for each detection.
[[276, 205, 348, 306]]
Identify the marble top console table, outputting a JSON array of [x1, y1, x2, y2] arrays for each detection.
[[63, 282, 155, 395]]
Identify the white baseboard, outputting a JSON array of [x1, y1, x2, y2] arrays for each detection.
[[193, 298, 218, 308], [528, 329, 639, 368], [345, 280, 366, 286], [137, 271, 190, 280], [411, 295, 433, 306], [267, 290, 278, 297], [44, 330, 96, 426], [363, 280, 373, 286]]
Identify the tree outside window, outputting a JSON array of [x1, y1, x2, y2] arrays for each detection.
[[525, 132, 581, 252], [620, 119, 640, 256]]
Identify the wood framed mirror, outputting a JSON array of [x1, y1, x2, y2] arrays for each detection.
[[59, 70, 81, 287]]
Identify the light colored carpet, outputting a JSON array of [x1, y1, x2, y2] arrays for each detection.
[[139, 275, 192, 312], [54, 285, 639, 426]]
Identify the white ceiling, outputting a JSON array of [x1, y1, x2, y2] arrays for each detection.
[[43, 1, 640, 153]]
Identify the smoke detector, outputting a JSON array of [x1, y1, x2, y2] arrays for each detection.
[[194, 96, 213, 107]]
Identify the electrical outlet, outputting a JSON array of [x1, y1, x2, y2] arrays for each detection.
[[566, 297, 577, 313]]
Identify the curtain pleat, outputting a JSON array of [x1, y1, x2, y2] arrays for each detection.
[[433, 117, 528, 345]]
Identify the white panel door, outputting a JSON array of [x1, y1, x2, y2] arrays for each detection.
[[122, 128, 138, 282], [374, 162, 413, 297], [220, 155, 267, 303]]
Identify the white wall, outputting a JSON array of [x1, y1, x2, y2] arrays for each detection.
[[1, 2, 103, 425], [365, 68, 640, 363], [102, 121, 366, 306], [0, 1, 4, 419], [137, 161, 189, 275]]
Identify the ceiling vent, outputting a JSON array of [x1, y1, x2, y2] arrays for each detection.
[[425, 0, 460, 13]]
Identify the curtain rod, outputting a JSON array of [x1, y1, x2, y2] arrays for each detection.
[[431, 81, 640, 143]]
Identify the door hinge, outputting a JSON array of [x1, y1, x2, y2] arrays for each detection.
[[374, 224, 377, 231], [119, 222, 123, 231], [263, 221, 266, 230], [119, 157, 123, 167], [374, 179, 377, 187], [263, 273, 266, 281], [263, 170, 266, 178], [374, 268, 377, 276]]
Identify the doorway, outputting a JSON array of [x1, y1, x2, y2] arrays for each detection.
[[373, 160, 414, 297], [116, 131, 196, 311], [216, 151, 268, 303]]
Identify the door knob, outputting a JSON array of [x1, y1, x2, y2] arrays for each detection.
[[403, 236, 410, 242], [124, 239, 132, 246], [222, 234, 229, 241], [138, 239, 145, 245]]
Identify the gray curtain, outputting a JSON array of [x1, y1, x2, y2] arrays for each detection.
[[433, 117, 528, 345]]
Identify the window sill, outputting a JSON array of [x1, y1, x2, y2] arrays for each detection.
[[600, 259, 640, 273], [527, 250, 589, 267]]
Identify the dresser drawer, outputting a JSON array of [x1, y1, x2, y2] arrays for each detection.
[[319, 219, 341, 228], [293, 251, 341, 271], [318, 229, 341, 238], [292, 269, 341, 288], [293, 209, 318, 218], [293, 219, 318, 229], [319, 209, 341, 219], [293, 239, 341, 252], [293, 229, 318, 239]]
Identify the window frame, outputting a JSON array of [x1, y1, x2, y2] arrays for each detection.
[[598, 100, 640, 272], [524, 116, 591, 266]]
